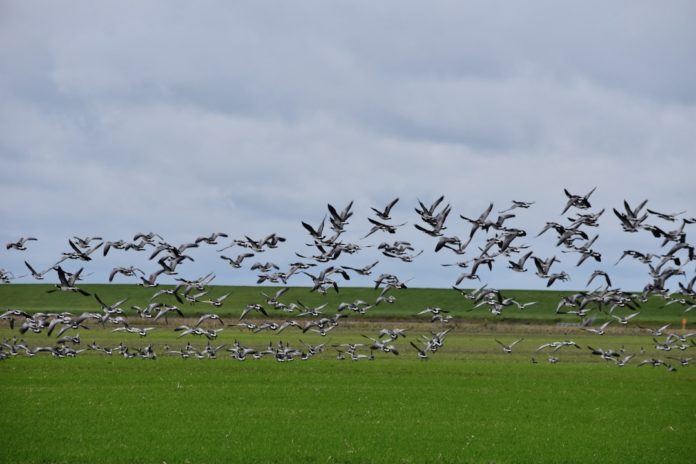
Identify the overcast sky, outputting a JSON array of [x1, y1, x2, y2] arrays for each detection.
[[1, 1, 695, 291]]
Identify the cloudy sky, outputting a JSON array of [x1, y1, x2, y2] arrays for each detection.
[[1, 1, 695, 291]]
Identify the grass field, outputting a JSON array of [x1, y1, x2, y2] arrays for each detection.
[[0, 283, 691, 324], [1, 285, 695, 463]]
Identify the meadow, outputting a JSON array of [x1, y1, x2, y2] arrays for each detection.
[[1, 285, 694, 463]]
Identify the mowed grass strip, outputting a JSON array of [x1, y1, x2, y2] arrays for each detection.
[[0, 284, 690, 324], [1, 352, 694, 464]]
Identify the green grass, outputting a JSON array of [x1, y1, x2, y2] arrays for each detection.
[[0, 284, 691, 325], [1, 285, 694, 463], [1, 334, 694, 464]]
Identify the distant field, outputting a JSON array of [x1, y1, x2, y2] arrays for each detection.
[[1, 285, 694, 463], [0, 284, 691, 325]]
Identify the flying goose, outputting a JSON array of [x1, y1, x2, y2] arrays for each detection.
[[24, 261, 52, 280], [494, 338, 524, 354], [371, 198, 399, 221], [561, 187, 596, 214], [498, 200, 535, 214], [220, 253, 255, 268], [6, 237, 37, 251], [47, 266, 90, 296]]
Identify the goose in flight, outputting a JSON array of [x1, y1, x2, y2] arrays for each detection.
[[371, 198, 399, 221], [378, 328, 407, 340], [341, 261, 379, 276], [583, 320, 612, 335], [195, 232, 229, 245], [139, 269, 164, 288], [499, 200, 535, 214], [362, 218, 407, 239], [646, 208, 686, 222], [495, 338, 524, 353], [112, 327, 155, 337], [239, 303, 268, 320], [47, 266, 90, 296], [611, 312, 640, 325], [460, 203, 494, 239], [328, 200, 354, 232], [220, 253, 254, 268], [63, 239, 103, 261], [24, 261, 52, 280], [561, 187, 596, 214], [587, 270, 611, 288], [108, 266, 145, 282], [508, 251, 533, 273], [6, 237, 37, 251]]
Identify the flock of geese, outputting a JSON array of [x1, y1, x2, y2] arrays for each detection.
[[1, 188, 695, 368]]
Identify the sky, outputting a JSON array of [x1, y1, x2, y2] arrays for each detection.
[[1, 1, 695, 292]]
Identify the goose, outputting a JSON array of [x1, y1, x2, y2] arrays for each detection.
[[109, 266, 145, 282], [414, 206, 451, 237], [56, 333, 80, 345], [460, 203, 494, 239], [611, 312, 640, 325], [102, 240, 130, 256], [295, 301, 328, 317], [231, 321, 257, 331], [409, 341, 429, 360], [6, 237, 37, 251], [94, 294, 128, 315], [301, 216, 327, 242], [667, 356, 692, 366], [153, 305, 184, 323], [150, 241, 199, 261], [260, 287, 289, 307], [23, 261, 52, 280], [371, 198, 399, 221], [583, 320, 612, 335], [587, 346, 623, 360], [587, 270, 611, 288], [546, 272, 570, 287], [361, 335, 399, 354], [612, 354, 635, 367], [508, 251, 533, 272], [375, 295, 397, 305], [195, 313, 224, 327], [495, 338, 523, 353], [195, 232, 229, 245], [239, 303, 268, 320], [362, 218, 407, 239], [414, 195, 445, 219], [112, 327, 155, 337], [340, 299, 378, 314], [131, 302, 163, 319], [200, 293, 230, 307], [150, 287, 184, 304], [136, 268, 164, 288], [299, 340, 326, 356], [646, 208, 686, 222], [532, 255, 559, 278], [378, 328, 407, 340], [561, 187, 596, 214], [638, 358, 666, 367], [47, 266, 90, 296], [63, 240, 103, 261], [535, 340, 581, 352], [71, 236, 103, 249], [341, 261, 379, 276], [220, 253, 255, 268], [327, 200, 354, 232], [498, 200, 535, 214]]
